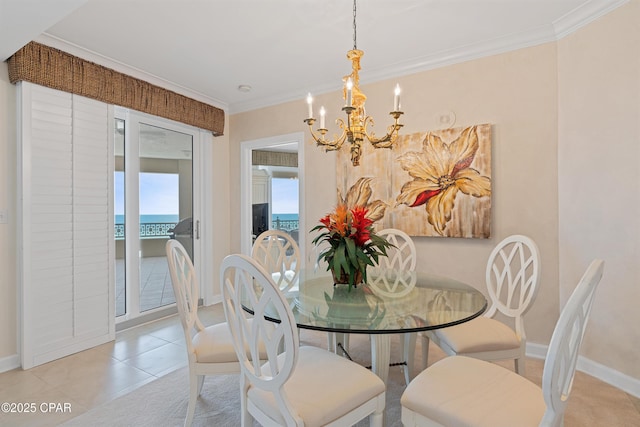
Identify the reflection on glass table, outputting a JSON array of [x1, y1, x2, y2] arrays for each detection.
[[243, 267, 487, 385]]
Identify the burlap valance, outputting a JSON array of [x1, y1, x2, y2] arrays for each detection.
[[7, 41, 224, 136], [252, 150, 298, 167]]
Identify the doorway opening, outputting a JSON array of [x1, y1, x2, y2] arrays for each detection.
[[240, 133, 305, 265]]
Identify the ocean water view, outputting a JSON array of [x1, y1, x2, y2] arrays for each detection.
[[115, 214, 296, 224], [272, 213, 298, 221]]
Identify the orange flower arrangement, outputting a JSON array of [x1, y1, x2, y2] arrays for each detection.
[[311, 204, 393, 290]]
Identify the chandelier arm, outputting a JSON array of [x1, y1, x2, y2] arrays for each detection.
[[305, 118, 348, 151], [363, 113, 404, 147]]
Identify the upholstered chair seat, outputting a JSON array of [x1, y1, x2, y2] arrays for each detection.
[[192, 320, 268, 363], [432, 316, 521, 354], [249, 346, 385, 427], [402, 355, 545, 427]]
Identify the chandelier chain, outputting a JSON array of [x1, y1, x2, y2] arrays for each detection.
[[352, 0, 357, 50]]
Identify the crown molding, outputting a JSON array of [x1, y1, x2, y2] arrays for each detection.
[[553, 0, 629, 39], [361, 24, 559, 86], [34, 33, 229, 112]]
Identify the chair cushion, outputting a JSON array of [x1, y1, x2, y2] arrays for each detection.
[[193, 320, 268, 363], [248, 345, 385, 427], [401, 356, 545, 427], [434, 316, 521, 353]]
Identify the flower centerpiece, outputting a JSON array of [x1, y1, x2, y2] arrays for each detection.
[[311, 203, 393, 291]]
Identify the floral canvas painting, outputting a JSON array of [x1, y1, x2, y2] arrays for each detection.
[[336, 124, 492, 238]]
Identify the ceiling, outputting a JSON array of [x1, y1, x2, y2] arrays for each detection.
[[1, 0, 626, 114]]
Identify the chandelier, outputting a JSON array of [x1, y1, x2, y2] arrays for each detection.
[[303, 0, 404, 166]]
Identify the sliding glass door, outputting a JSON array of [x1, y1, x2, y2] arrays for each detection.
[[115, 109, 199, 321]]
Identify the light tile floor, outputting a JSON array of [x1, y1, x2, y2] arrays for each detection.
[[0, 306, 224, 427], [1, 304, 638, 426]]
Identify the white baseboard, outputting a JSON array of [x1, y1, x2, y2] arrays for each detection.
[[527, 343, 640, 399], [207, 295, 223, 305], [0, 354, 20, 373], [577, 355, 640, 399]]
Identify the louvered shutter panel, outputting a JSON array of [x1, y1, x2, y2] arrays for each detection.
[[19, 83, 114, 368]]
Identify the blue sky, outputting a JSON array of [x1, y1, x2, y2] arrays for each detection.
[[271, 178, 299, 214], [115, 173, 297, 215], [115, 172, 179, 215]]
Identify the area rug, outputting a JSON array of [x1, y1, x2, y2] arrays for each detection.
[[61, 331, 413, 427]]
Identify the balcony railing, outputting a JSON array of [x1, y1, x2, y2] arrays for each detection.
[[115, 222, 177, 239], [272, 218, 299, 232], [115, 219, 298, 239]]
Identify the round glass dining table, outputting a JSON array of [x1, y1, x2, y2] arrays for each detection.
[[247, 267, 487, 385]]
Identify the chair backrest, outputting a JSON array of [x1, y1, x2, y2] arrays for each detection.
[[252, 229, 300, 293], [375, 228, 417, 271], [165, 240, 204, 354], [485, 235, 541, 331], [540, 259, 604, 427], [220, 254, 301, 425]]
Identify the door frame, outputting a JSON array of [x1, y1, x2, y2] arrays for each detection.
[[114, 107, 206, 324], [240, 132, 305, 265]]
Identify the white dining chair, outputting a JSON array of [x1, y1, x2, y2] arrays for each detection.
[[252, 229, 300, 295], [166, 240, 268, 426], [375, 228, 417, 271], [420, 234, 541, 375], [401, 259, 604, 427], [220, 253, 386, 427]]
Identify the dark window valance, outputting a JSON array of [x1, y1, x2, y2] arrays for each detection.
[[7, 41, 224, 136]]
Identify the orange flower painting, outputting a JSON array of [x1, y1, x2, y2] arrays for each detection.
[[336, 124, 492, 238]]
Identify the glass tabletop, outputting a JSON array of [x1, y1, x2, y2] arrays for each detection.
[[250, 267, 487, 335]]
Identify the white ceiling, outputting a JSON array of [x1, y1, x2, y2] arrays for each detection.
[[1, 0, 627, 114]]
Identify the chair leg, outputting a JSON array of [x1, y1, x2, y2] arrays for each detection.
[[185, 369, 199, 426], [240, 378, 251, 427], [420, 333, 430, 371], [370, 395, 385, 427], [515, 357, 526, 376], [196, 374, 205, 395]]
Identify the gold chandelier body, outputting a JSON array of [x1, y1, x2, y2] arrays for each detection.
[[304, 49, 403, 166]]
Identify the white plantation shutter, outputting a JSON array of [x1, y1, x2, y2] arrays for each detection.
[[19, 82, 114, 368]]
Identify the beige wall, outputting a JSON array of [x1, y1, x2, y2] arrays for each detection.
[[0, 62, 17, 361], [558, 1, 640, 380], [230, 42, 561, 347]]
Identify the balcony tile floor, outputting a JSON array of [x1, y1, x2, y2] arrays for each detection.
[[115, 256, 176, 317]]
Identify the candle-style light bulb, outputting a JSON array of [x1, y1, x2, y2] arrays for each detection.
[[307, 93, 313, 119], [394, 84, 401, 111], [320, 106, 326, 129], [346, 78, 353, 107]]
